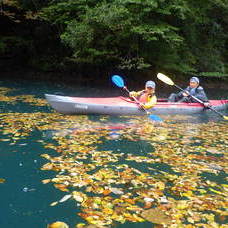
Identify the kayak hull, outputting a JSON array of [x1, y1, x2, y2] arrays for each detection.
[[45, 94, 228, 115]]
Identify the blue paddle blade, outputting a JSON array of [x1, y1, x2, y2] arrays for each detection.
[[148, 114, 163, 122], [112, 75, 125, 88]]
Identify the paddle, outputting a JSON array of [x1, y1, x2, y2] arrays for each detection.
[[157, 73, 228, 120], [111, 75, 162, 122]]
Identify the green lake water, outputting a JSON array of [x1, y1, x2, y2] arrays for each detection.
[[0, 79, 227, 228]]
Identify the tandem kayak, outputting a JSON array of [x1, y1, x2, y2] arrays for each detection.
[[45, 94, 228, 115]]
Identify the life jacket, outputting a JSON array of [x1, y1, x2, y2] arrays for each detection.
[[137, 90, 153, 103]]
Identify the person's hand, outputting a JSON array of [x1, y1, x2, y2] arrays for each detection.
[[139, 103, 145, 109], [203, 102, 211, 107], [183, 91, 189, 97], [129, 91, 137, 97], [140, 103, 150, 111]]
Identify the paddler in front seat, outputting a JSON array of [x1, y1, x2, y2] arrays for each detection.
[[129, 80, 157, 109]]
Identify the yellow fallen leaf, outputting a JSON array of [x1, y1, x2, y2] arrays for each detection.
[[50, 201, 58, 206], [102, 207, 113, 215], [75, 223, 86, 228], [155, 181, 165, 190], [132, 213, 145, 222], [0, 138, 11, 141], [209, 188, 224, 195], [176, 200, 189, 210], [141, 207, 172, 224], [181, 190, 193, 198], [187, 217, 195, 224], [47, 221, 69, 228], [0, 178, 5, 183]]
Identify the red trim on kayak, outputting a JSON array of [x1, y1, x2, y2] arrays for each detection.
[[71, 96, 137, 106], [71, 96, 228, 108]]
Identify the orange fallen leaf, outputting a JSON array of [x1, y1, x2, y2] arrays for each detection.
[[102, 189, 111, 196]]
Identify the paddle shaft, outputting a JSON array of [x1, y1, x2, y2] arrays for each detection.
[[174, 84, 226, 118]]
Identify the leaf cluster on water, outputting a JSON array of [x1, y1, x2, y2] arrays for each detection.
[[0, 88, 227, 227]]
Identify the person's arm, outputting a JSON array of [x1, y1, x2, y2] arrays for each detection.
[[142, 95, 157, 109], [129, 90, 143, 98], [178, 87, 189, 97], [194, 87, 208, 102]]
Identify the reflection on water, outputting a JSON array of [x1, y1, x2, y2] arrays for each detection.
[[0, 79, 227, 228]]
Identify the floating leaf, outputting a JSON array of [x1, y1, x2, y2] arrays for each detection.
[[50, 201, 58, 206], [0, 138, 11, 142], [102, 189, 111, 196], [176, 200, 189, 210], [47, 221, 69, 228], [59, 194, 72, 203], [0, 178, 5, 183], [42, 179, 51, 184], [110, 187, 124, 195], [54, 184, 69, 192], [141, 207, 172, 224]]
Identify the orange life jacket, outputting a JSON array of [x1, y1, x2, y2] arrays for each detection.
[[137, 91, 152, 103]]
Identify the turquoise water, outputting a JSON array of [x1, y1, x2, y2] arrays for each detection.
[[0, 80, 80, 227], [0, 79, 227, 228]]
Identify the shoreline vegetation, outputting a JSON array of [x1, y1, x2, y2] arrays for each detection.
[[1, 69, 228, 90], [1, 0, 228, 87]]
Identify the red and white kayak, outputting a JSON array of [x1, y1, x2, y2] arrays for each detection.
[[45, 94, 228, 115]]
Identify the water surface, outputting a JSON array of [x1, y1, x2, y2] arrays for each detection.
[[0, 78, 227, 228]]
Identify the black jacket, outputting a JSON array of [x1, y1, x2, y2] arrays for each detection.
[[178, 86, 208, 102]]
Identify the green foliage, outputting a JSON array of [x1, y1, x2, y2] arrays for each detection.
[[17, 0, 48, 11], [36, 0, 227, 75], [118, 57, 151, 70], [131, 24, 183, 43], [40, 0, 98, 26], [58, 0, 189, 69], [60, 2, 133, 65], [0, 36, 30, 54], [2, 0, 228, 78], [0, 40, 7, 53], [61, 22, 93, 50], [1, 0, 19, 8], [181, 0, 228, 76], [28, 55, 59, 71], [199, 72, 228, 79]]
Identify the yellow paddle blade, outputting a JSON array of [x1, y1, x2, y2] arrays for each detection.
[[157, 73, 174, 86], [224, 115, 228, 120]]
